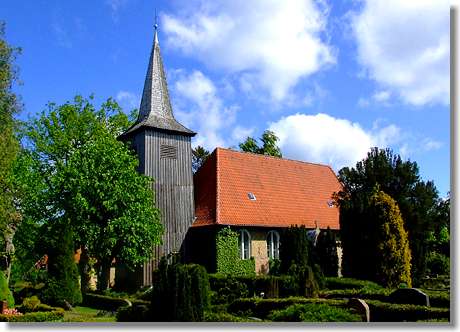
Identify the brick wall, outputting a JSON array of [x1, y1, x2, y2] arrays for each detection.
[[250, 229, 269, 274]]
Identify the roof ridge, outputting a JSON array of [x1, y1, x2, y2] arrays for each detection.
[[215, 147, 337, 173]]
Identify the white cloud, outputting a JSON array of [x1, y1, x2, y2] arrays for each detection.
[[231, 126, 255, 143], [372, 90, 391, 103], [162, 0, 335, 102], [116, 90, 139, 110], [357, 97, 370, 108], [105, 0, 129, 22], [421, 138, 443, 151], [51, 22, 72, 48], [173, 70, 238, 149], [268, 113, 402, 170], [351, 0, 449, 106]]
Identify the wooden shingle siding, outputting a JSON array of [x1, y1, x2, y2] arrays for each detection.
[[141, 129, 194, 285]]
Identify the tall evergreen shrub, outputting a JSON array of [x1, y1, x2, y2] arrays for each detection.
[[39, 224, 82, 307], [316, 227, 339, 277], [279, 226, 323, 297], [150, 258, 210, 322]]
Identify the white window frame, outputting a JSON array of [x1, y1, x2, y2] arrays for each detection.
[[267, 230, 280, 259], [239, 229, 251, 260]]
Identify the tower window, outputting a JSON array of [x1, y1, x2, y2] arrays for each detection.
[[239, 229, 251, 260], [160, 145, 177, 159], [267, 230, 280, 259]]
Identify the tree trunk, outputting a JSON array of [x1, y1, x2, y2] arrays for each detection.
[[97, 259, 111, 291], [78, 247, 91, 293], [4, 221, 18, 285]]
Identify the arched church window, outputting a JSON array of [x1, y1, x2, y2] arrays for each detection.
[[267, 230, 280, 259], [239, 229, 251, 260]]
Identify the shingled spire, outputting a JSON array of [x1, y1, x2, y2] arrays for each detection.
[[121, 25, 195, 137]]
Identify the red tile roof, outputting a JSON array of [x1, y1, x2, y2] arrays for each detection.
[[193, 148, 341, 230]]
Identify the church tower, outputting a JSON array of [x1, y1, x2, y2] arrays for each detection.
[[119, 25, 196, 286]]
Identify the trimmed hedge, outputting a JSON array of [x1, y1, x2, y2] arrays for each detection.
[[203, 311, 249, 322], [17, 303, 61, 314], [0, 310, 64, 322], [324, 277, 383, 290], [423, 290, 450, 308], [321, 288, 390, 302], [322, 288, 450, 309], [268, 303, 362, 322], [116, 304, 149, 322], [366, 300, 450, 322], [208, 274, 312, 304], [82, 293, 130, 311], [227, 297, 346, 319]]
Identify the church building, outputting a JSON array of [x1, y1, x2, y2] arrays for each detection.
[[119, 26, 341, 287]]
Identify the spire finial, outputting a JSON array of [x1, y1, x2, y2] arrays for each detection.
[[154, 8, 158, 30]]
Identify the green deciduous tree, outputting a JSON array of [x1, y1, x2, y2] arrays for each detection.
[[18, 96, 162, 291], [336, 147, 441, 285], [62, 130, 162, 290], [0, 22, 21, 283], [239, 130, 282, 158], [192, 146, 210, 173]]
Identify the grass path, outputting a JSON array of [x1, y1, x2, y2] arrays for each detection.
[[62, 306, 116, 322]]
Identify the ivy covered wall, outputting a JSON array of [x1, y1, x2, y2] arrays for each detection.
[[216, 227, 255, 276]]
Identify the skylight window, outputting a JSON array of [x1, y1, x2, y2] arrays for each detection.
[[327, 200, 334, 207], [248, 192, 257, 201]]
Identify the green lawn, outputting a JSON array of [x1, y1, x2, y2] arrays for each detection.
[[62, 306, 116, 322]]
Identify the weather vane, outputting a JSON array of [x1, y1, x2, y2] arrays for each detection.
[[154, 8, 158, 30]]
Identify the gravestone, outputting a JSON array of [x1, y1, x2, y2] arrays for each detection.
[[388, 288, 430, 306], [348, 298, 370, 322]]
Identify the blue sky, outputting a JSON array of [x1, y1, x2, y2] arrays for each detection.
[[2, 0, 450, 196]]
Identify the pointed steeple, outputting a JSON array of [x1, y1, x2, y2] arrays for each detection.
[[122, 24, 195, 137]]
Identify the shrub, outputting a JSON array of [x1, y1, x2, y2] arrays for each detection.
[[21, 296, 40, 311], [426, 252, 450, 276], [279, 226, 310, 273], [368, 191, 412, 288], [12, 281, 45, 305], [150, 259, 210, 322], [203, 311, 248, 322], [268, 259, 281, 276], [315, 228, 339, 277], [279, 226, 324, 295], [366, 300, 449, 322], [82, 293, 130, 311], [208, 274, 249, 304], [268, 303, 362, 322], [116, 304, 150, 322], [17, 302, 58, 314], [39, 226, 82, 307], [216, 227, 255, 276], [0, 270, 14, 308], [227, 297, 346, 319], [340, 189, 412, 288], [0, 310, 64, 322], [324, 277, 383, 291], [321, 288, 390, 302], [423, 290, 450, 308], [209, 274, 302, 303]]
